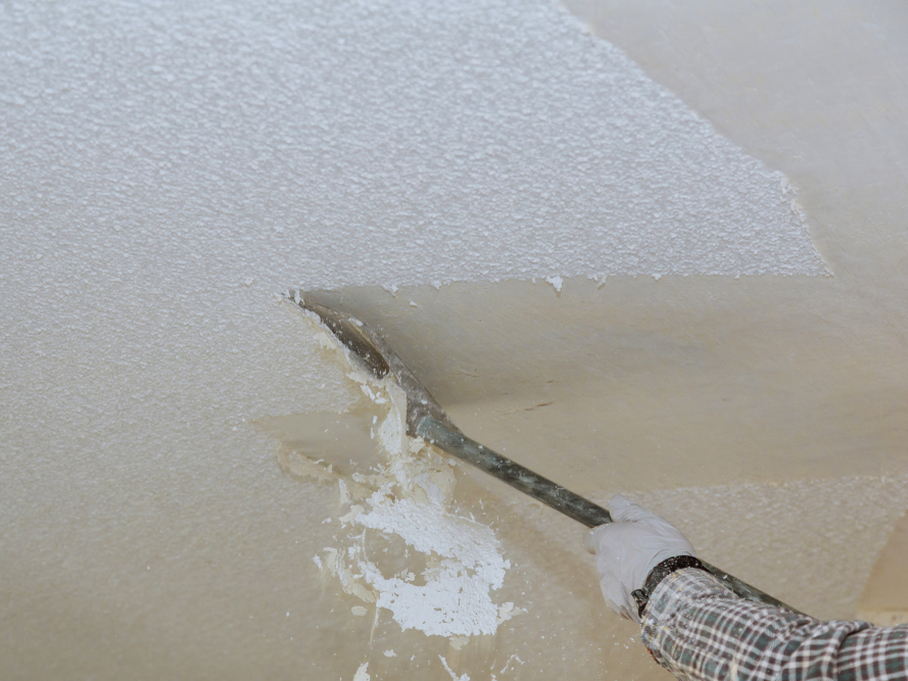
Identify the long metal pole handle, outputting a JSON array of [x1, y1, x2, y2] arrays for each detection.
[[417, 416, 802, 614]]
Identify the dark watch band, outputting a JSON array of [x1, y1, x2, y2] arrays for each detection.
[[631, 555, 709, 619]]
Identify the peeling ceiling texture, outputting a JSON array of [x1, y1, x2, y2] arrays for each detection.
[[2, 0, 908, 680], [2, 0, 825, 288]]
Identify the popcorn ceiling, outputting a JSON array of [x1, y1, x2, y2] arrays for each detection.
[[283, 311, 517, 638], [0, 0, 825, 297]]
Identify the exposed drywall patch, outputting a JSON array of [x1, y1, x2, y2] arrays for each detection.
[[277, 310, 516, 639], [856, 610, 908, 626], [1, 0, 825, 296], [860, 507, 908, 617]]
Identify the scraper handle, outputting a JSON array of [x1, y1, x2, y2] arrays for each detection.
[[417, 416, 804, 615]]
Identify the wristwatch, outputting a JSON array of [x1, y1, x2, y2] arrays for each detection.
[[631, 555, 709, 619]]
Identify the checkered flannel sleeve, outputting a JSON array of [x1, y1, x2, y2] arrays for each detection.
[[641, 569, 908, 681]]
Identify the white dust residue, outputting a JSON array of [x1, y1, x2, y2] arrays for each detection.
[[289, 308, 516, 638], [353, 662, 370, 681], [544, 276, 564, 293], [500, 654, 525, 674], [439, 655, 471, 681]]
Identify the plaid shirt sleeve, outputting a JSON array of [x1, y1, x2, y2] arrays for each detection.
[[641, 568, 908, 681]]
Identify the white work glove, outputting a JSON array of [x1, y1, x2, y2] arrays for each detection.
[[587, 494, 696, 622]]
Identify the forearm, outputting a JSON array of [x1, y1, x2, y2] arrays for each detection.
[[642, 569, 908, 681]]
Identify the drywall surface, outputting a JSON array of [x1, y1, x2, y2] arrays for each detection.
[[860, 508, 908, 624], [1, 0, 824, 293]]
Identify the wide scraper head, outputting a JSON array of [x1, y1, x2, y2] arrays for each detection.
[[284, 290, 460, 437]]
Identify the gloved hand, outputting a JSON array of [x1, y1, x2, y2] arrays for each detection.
[[586, 494, 696, 622]]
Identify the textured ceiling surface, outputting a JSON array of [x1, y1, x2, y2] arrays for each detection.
[[1, 0, 824, 289], [2, 0, 908, 679]]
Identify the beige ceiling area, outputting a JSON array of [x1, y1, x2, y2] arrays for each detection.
[[2, 1, 908, 680]]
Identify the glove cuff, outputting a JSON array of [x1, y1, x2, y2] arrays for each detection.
[[631, 555, 708, 619]]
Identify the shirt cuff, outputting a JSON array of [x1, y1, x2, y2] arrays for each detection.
[[640, 568, 737, 667]]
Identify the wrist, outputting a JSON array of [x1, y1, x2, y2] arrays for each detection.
[[631, 555, 709, 619]]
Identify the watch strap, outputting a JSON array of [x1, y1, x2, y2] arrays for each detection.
[[631, 555, 709, 619]]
